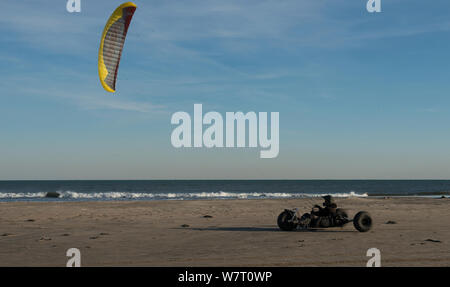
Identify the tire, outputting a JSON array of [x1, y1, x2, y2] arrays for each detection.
[[277, 211, 297, 231], [353, 211, 372, 232]]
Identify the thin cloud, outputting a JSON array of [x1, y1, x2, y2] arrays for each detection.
[[79, 96, 166, 113]]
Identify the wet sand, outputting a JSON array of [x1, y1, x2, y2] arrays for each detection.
[[0, 197, 449, 266]]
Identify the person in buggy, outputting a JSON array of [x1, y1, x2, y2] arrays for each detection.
[[311, 195, 338, 217]]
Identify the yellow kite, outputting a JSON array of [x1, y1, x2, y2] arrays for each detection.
[[98, 2, 137, 93]]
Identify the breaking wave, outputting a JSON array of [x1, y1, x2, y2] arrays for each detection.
[[0, 190, 368, 201]]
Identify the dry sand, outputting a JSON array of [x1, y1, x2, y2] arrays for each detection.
[[0, 197, 449, 266]]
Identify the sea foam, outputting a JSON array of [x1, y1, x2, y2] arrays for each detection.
[[0, 190, 368, 201]]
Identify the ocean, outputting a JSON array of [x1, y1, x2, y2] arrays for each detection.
[[0, 180, 449, 202]]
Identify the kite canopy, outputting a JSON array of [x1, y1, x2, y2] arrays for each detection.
[[98, 2, 137, 93]]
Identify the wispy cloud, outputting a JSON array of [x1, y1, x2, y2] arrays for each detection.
[[77, 95, 166, 114], [2, 0, 450, 113], [4, 1, 450, 54]]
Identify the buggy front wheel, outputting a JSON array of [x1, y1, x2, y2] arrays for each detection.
[[353, 211, 372, 232]]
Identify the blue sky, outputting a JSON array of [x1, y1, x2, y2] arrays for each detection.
[[1, 0, 450, 179]]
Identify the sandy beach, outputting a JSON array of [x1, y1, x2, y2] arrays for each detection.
[[0, 197, 449, 266]]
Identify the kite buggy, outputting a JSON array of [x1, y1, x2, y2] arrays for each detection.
[[277, 195, 373, 232]]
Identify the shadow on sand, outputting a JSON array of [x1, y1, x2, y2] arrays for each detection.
[[174, 226, 357, 233]]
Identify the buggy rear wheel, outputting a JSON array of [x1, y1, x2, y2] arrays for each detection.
[[277, 211, 298, 231]]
